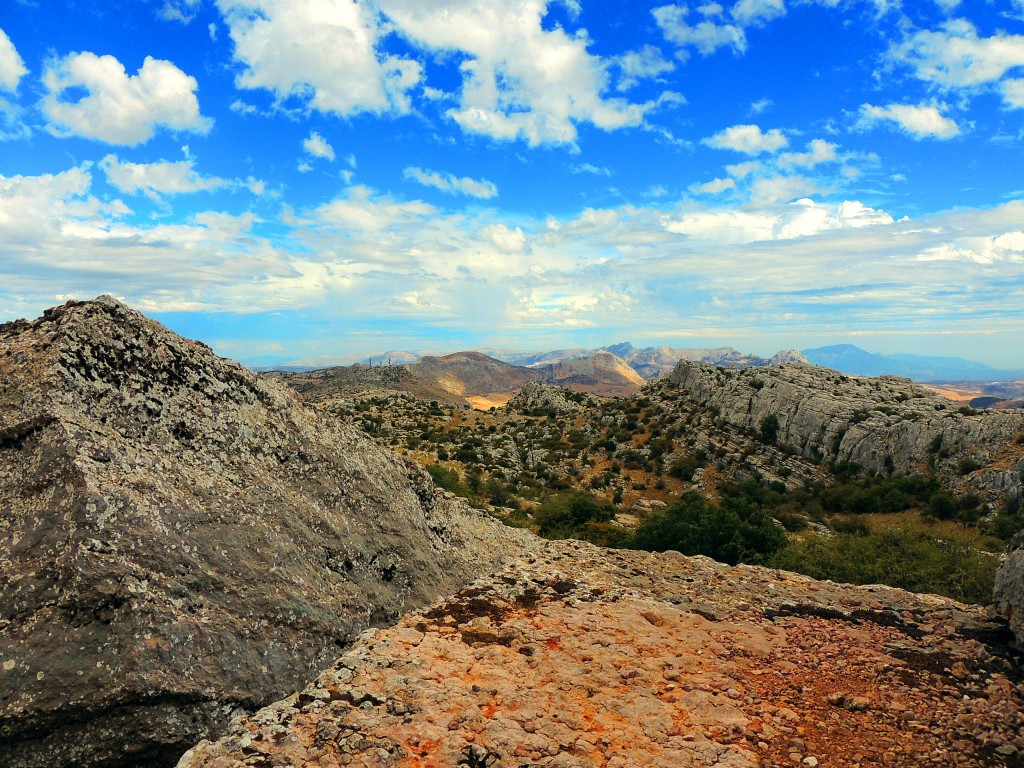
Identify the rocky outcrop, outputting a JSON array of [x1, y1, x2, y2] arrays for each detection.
[[667, 362, 1024, 509], [995, 532, 1024, 647], [506, 383, 598, 415], [0, 297, 534, 768], [180, 540, 1024, 768], [768, 350, 809, 366]]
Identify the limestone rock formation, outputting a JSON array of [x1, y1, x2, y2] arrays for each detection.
[[0, 297, 534, 768], [667, 362, 1024, 508], [179, 541, 1024, 768], [768, 349, 809, 366], [505, 383, 598, 415], [995, 531, 1024, 647]]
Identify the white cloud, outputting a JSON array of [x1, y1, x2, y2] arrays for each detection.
[[159, 0, 204, 22], [571, 163, 612, 176], [100, 154, 229, 199], [749, 97, 773, 115], [6, 159, 1024, 363], [856, 102, 960, 139], [703, 123, 788, 154], [613, 45, 675, 90], [42, 52, 211, 145], [690, 177, 736, 195], [731, 0, 786, 26], [889, 20, 1024, 90], [403, 166, 499, 199], [0, 29, 27, 92], [379, 0, 654, 146], [654, 4, 746, 56], [1003, 78, 1024, 109], [478, 222, 528, 254], [777, 138, 838, 169], [216, 0, 421, 116], [303, 131, 336, 161]]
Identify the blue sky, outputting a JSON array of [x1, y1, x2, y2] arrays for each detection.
[[2, 0, 1024, 368]]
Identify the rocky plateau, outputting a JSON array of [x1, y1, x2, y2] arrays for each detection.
[[181, 541, 1024, 768]]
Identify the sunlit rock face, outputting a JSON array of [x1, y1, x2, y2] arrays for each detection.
[[668, 361, 1024, 506], [180, 541, 1024, 768]]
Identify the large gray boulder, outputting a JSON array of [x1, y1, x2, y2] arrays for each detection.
[[0, 297, 534, 768], [994, 531, 1024, 646]]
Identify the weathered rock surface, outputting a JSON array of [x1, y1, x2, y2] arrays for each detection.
[[505, 383, 598, 415], [995, 531, 1024, 647], [668, 362, 1024, 507], [0, 297, 534, 768], [180, 540, 1024, 768]]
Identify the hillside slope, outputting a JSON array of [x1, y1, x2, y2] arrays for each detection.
[[668, 362, 1024, 508], [0, 297, 534, 768]]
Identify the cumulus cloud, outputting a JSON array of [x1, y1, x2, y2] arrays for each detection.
[[856, 102, 960, 139], [303, 131, 336, 161], [689, 177, 736, 195], [6, 159, 1024, 364], [403, 166, 499, 199], [41, 52, 211, 145], [571, 163, 612, 176], [731, 0, 786, 26], [0, 28, 27, 92], [703, 123, 788, 154], [100, 154, 229, 199], [777, 139, 839, 169], [888, 20, 1024, 90], [379, 0, 655, 146], [159, 0, 204, 22], [653, 4, 746, 56], [215, 0, 655, 146], [217, 0, 421, 116], [613, 45, 675, 90], [1003, 79, 1024, 108]]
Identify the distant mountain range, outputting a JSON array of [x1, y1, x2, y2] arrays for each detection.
[[258, 342, 808, 380], [254, 341, 1023, 385], [269, 349, 649, 403], [800, 344, 1024, 382]]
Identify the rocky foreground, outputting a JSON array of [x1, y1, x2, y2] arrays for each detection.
[[181, 541, 1024, 768], [0, 298, 532, 768]]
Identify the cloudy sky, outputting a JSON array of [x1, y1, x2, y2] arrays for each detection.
[[2, 0, 1023, 367]]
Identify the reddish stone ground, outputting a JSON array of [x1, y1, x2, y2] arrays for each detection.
[[180, 542, 1024, 768]]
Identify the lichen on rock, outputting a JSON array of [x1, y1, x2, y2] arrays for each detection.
[[0, 297, 534, 768]]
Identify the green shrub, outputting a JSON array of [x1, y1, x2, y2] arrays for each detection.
[[924, 492, 957, 521], [769, 528, 998, 605], [632, 491, 786, 565], [759, 414, 780, 445], [958, 458, 983, 475], [426, 464, 467, 496], [668, 454, 704, 481], [534, 492, 615, 538]]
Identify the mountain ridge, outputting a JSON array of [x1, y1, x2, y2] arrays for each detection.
[[802, 343, 1024, 382]]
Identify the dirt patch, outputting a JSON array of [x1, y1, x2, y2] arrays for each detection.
[[467, 393, 513, 411]]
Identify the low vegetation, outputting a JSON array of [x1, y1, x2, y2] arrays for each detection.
[[322, 383, 1021, 605]]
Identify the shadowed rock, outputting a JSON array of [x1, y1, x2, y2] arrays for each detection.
[[0, 297, 534, 768]]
